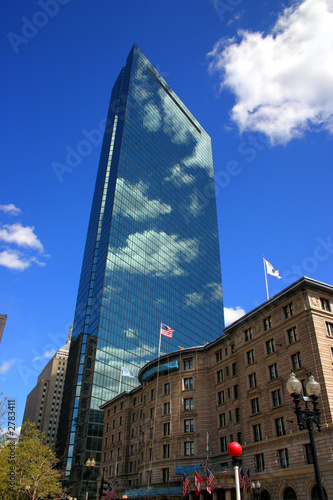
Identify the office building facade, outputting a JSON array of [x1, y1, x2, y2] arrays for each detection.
[[57, 45, 224, 497], [22, 332, 71, 444], [0, 314, 7, 343], [100, 277, 333, 500]]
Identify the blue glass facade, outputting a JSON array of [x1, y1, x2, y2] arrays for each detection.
[[57, 45, 224, 497]]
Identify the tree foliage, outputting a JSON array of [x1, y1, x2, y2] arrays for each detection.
[[0, 420, 67, 499]]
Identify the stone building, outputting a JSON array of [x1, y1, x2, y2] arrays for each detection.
[[0, 313, 7, 343], [98, 277, 333, 500], [22, 328, 71, 444]]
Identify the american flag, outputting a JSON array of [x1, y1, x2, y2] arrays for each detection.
[[105, 485, 115, 500], [161, 323, 174, 338], [206, 468, 215, 494], [245, 468, 252, 492], [183, 473, 190, 497], [239, 467, 246, 493]]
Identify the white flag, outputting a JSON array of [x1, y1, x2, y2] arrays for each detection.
[[265, 259, 282, 279], [122, 367, 135, 378]]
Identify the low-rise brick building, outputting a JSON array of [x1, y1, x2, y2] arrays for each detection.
[[99, 278, 333, 499]]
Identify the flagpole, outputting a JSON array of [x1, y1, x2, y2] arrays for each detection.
[[118, 368, 123, 394], [263, 255, 269, 300], [158, 322, 162, 358]]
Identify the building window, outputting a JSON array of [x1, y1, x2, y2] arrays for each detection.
[[151, 389, 155, 400], [251, 397, 260, 415], [245, 328, 252, 342], [164, 383, 170, 395], [275, 417, 286, 436], [287, 327, 298, 343], [226, 366, 229, 376], [235, 408, 240, 423], [247, 349, 255, 365], [111, 435, 114, 444], [249, 372, 257, 389], [266, 339, 275, 355], [325, 322, 333, 337], [150, 408, 155, 420], [163, 422, 170, 436], [320, 298, 331, 311], [184, 441, 194, 456], [331, 347, 333, 363], [149, 427, 154, 439], [119, 416, 122, 426], [269, 363, 279, 380], [163, 444, 170, 458], [233, 385, 239, 399], [279, 448, 289, 468], [131, 428, 135, 438], [263, 316, 272, 331], [305, 443, 313, 464], [148, 448, 153, 461], [291, 352, 302, 370], [183, 359, 193, 370], [272, 389, 282, 407], [237, 432, 242, 444], [118, 432, 121, 441], [253, 424, 262, 442], [232, 363, 237, 376], [217, 369, 223, 383], [284, 303, 293, 318], [184, 398, 193, 411], [219, 413, 226, 428], [218, 391, 225, 405], [132, 413, 136, 423], [184, 378, 193, 390], [220, 436, 227, 452], [164, 402, 170, 415], [184, 419, 194, 432], [255, 453, 265, 472], [162, 468, 169, 483], [216, 351, 222, 362]]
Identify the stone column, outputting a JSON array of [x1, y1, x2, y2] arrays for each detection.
[[212, 490, 218, 500], [225, 490, 232, 500]]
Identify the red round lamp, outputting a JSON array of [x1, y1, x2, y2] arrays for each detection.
[[228, 442, 242, 457]]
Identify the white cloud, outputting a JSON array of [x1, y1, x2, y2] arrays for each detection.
[[0, 223, 44, 252], [32, 349, 56, 362], [114, 178, 171, 221], [208, 0, 333, 144], [109, 230, 199, 277], [165, 164, 195, 187], [185, 282, 223, 307], [0, 250, 31, 270], [0, 358, 19, 374], [224, 306, 246, 326], [0, 204, 21, 216]]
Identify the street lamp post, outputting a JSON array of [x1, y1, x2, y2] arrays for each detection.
[[228, 442, 242, 500], [251, 481, 261, 499], [84, 458, 96, 500], [286, 371, 325, 500]]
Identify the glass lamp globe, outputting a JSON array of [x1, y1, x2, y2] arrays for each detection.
[[286, 371, 302, 395], [306, 373, 321, 396]]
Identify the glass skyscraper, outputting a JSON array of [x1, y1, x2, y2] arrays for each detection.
[[57, 44, 224, 497]]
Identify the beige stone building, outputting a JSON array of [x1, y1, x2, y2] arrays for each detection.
[[0, 314, 7, 343], [98, 278, 333, 500], [22, 328, 71, 444]]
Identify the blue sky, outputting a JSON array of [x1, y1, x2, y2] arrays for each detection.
[[1, 0, 332, 430]]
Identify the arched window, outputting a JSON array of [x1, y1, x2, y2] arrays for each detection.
[[311, 485, 328, 499], [261, 489, 271, 500], [283, 486, 297, 500]]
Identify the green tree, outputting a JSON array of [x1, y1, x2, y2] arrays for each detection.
[[0, 421, 67, 499]]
